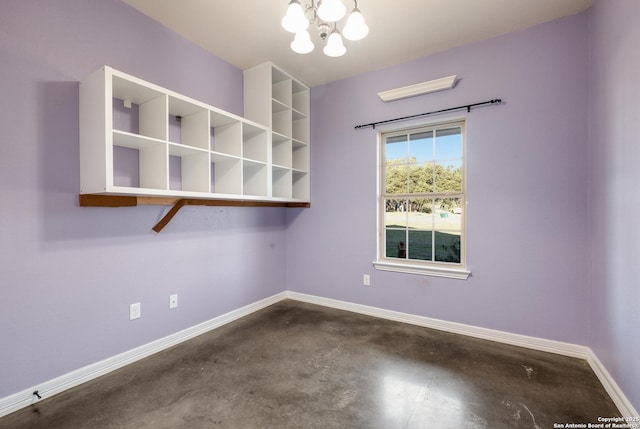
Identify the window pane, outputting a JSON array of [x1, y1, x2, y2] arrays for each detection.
[[435, 128, 462, 160], [409, 131, 433, 163], [407, 198, 434, 260], [385, 228, 407, 259], [409, 162, 434, 193], [408, 229, 433, 260], [385, 135, 408, 162], [434, 160, 462, 192], [408, 198, 433, 216], [385, 199, 408, 259], [435, 128, 462, 193], [434, 231, 461, 263], [385, 162, 408, 194], [434, 198, 462, 263], [385, 199, 408, 228], [386, 135, 410, 194]]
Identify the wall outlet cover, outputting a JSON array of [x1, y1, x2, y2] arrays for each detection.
[[130, 302, 141, 320]]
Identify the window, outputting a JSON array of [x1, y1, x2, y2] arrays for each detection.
[[374, 120, 470, 279]]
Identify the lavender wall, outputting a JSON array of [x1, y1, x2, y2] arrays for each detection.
[[287, 14, 590, 343], [588, 0, 640, 411], [2, 0, 636, 413], [0, 0, 286, 397]]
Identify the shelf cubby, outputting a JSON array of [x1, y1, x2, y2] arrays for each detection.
[[168, 143, 209, 192], [137, 95, 168, 141], [168, 96, 209, 151], [292, 115, 309, 144], [292, 171, 310, 201], [113, 146, 140, 188], [112, 98, 139, 134], [242, 122, 268, 163], [272, 134, 292, 168], [272, 79, 292, 107], [210, 110, 241, 157], [292, 142, 309, 172], [272, 166, 292, 199], [243, 160, 268, 197], [170, 112, 209, 150], [292, 80, 310, 116], [111, 94, 167, 142], [272, 109, 292, 138], [211, 153, 242, 195], [112, 130, 168, 191]]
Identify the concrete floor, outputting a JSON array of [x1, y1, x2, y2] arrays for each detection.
[[0, 300, 620, 428]]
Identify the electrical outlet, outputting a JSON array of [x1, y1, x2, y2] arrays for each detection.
[[363, 274, 371, 286], [130, 302, 141, 320], [169, 294, 178, 309]]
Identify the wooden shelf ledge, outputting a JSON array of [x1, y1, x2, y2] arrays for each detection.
[[79, 194, 310, 233]]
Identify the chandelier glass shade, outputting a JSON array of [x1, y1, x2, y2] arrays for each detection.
[[281, 0, 369, 57], [317, 0, 346, 22], [323, 28, 347, 57], [291, 29, 315, 54], [281, 1, 308, 33]]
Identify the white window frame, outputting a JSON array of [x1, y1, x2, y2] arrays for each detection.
[[373, 119, 471, 280]]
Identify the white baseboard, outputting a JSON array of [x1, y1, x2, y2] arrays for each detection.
[[0, 292, 286, 419], [285, 291, 638, 417], [587, 349, 639, 418], [2, 290, 637, 420], [285, 291, 589, 358]]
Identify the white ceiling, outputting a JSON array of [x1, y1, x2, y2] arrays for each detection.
[[122, 0, 592, 87]]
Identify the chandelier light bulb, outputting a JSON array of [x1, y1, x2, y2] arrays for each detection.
[[323, 28, 346, 57], [317, 0, 346, 23], [281, 0, 309, 34], [343, 7, 369, 41], [291, 30, 315, 54]]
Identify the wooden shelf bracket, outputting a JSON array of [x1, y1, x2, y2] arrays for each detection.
[[79, 194, 310, 233]]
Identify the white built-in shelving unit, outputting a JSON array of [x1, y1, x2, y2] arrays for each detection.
[[243, 62, 310, 201], [79, 65, 309, 205]]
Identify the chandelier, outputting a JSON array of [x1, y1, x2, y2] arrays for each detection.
[[281, 0, 369, 57]]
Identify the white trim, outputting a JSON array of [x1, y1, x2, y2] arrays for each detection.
[[587, 349, 639, 418], [377, 121, 468, 278], [373, 260, 471, 279], [286, 292, 587, 358], [0, 292, 286, 419], [377, 75, 457, 102]]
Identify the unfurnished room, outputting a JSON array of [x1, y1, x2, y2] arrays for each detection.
[[0, 1, 639, 428]]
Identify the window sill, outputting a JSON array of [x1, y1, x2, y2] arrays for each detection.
[[373, 260, 471, 280]]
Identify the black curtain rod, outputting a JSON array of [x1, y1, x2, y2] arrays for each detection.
[[354, 99, 503, 130]]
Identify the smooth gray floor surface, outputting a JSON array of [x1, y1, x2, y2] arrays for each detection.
[[0, 300, 620, 428]]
